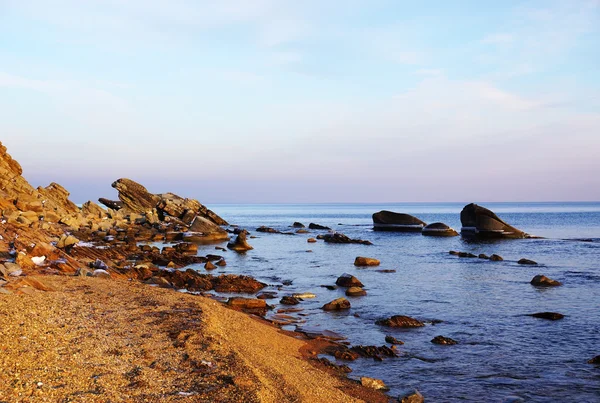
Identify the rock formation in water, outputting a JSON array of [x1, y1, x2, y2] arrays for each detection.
[[460, 203, 527, 239], [372, 211, 426, 232], [422, 222, 459, 237]]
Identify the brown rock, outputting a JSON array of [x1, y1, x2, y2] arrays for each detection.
[[490, 254, 503, 261], [376, 315, 424, 328], [530, 275, 561, 287], [335, 273, 364, 288], [422, 222, 458, 237], [400, 390, 424, 403], [227, 231, 253, 252], [431, 335, 458, 345], [518, 258, 537, 265], [204, 261, 216, 270], [280, 296, 300, 305], [322, 298, 351, 311], [57, 234, 79, 249], [345, 287, 367, 297], [307, 238, 317, 243], [354, 256, 380, 266], [385, 335, 404, 345], [460, 203, 528, 239], [360, 377, 389, 391]]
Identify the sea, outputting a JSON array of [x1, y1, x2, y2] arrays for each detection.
[[184, 202, 600, 402]]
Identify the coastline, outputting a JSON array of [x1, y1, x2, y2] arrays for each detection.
[[0, 275, 390, 402]]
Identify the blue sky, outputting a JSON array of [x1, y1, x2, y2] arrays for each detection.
[[1, 0, 599, 203]]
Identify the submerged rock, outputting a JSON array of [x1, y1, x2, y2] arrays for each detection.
[[308, 223, 331, 230], [322, 298, 351, 311], [376, 315, 425, 328], [385, 335, 404, 345], [372, 211, 426, 232], [478, 254, 489, 259], [292, 222, 305, 228], [431, 335, 458, 345], [335, 273, 364, 288], [529, 312, 564, 320], [518, 258, 537, 265], [256, 226, 280, 233], [322, 233, 372, 245], [460, 203, 528, 239], [490, 254, 504, 261], [588, 355, 600, 364], [530, 275, 561, 287], [399, 390, 425, 403], [345, 287, 367, 297], [354, 256, 380, 266], [422, 222, 459, 237]]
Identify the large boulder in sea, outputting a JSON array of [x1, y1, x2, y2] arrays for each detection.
[[227, 230, 253, 252], [460, 203, 527, 239], [372, 211, 426, 232], [422, 222, 458, 237]]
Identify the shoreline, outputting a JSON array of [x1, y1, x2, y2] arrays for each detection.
[[0, 275, 390, 402]]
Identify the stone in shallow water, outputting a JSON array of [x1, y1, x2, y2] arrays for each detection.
[[335, 273, 364, 288], [490, 254, 503, 261], [385, 335, 404, 345], [518, 258, 537, 265], [280, 296, 300, 305], [322, 298, 350, 311], [422, 222, 458, 237], [529, 312, 564, 320], [431, 335, 458, 345], [354, 256, 380, 266], [588, 355, 600, 364], [345, 287, 367, 297], [460, 203, 527, 239], [399, 390, 424, 403], [372, 210, 426, 232], [376, 315, 424, 328], [308, 223, 330, 230], [530, 274, 561, 287]]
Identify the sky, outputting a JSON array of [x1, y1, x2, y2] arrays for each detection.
[[0, 0, 599, 203]]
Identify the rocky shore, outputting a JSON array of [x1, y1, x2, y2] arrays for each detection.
[[0, 142, 391, 402]]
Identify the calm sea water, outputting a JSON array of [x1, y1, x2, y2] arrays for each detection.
[[188, 202, 600, 402]]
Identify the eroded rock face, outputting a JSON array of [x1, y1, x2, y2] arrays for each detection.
[[372, 211, 426, 232], [376, 315, 425, 328], [460, 203, 527, 239]]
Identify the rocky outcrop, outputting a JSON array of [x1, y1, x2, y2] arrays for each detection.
[[227, 231, 253, 252], [376, 315, 425, 328], [98, 198, 123, 210], [372, 211, 426, 232], [460, 203, 527, 239], [422, 222, 458, 237], [188, 216, 229, 242]]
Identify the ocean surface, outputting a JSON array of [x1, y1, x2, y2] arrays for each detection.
[[184, 202, 600, 402]]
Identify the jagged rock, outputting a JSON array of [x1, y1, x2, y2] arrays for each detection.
[[322, 298, 351, 311], [354, 256, 380, 266], [360, 377, 389, 391], [335, 273, 364, 288], [422, 222, 458, 237], [376, 315, 424, 328], [98, 198, 123, 210], [111, 179, 160, 213], [531, 275, 561, 287], [81, 201, 106, 218], [431, 335, 458, 345], [322, 233, 372, 245], [345, 287, 367, 296], [518, 258, 537, 265], [56, 234, 79, 249], [529, 312, 564, 320], [372, 211, 426, 232], [227, 231, 253, 252], [460, 203, 527, 239], [308, 223, 331, 230]]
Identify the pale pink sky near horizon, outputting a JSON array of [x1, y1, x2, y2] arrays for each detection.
[[1, 1, 599, 203]]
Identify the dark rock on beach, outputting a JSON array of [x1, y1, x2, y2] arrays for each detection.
[[460, 203, 528, 239], [431, 335, 458, 345], [335, 273, 364, 288], [518, 258, 537, 265], [531, 275, 561, 287], [529, 312, 564, 320], [372, 211, 426, 232], [422, 222, 458, 237], [376, 315, 425, 328]]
